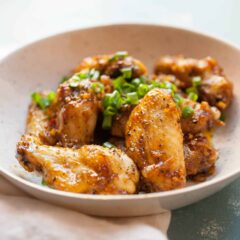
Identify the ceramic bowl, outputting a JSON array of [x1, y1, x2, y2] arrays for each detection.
[[0, 24, 239, 217]]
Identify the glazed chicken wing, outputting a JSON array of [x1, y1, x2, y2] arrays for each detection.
[[17, 135, 139, 194], [180, 99, 223, 134], [199, 74, 233, 110], [184, 133, 218, 179], [52, 78, 99, 148], [154, 55, 233, 109], [125, 88, 186, 192], [75, 53, 147, 79]]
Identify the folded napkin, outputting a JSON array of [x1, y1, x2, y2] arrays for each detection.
[[0, 176, 170, 240]]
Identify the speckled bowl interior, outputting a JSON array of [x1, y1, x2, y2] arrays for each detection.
[[0, 24, 239, 217]]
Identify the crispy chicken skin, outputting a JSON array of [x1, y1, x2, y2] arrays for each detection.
[[184, 133, 218, 177], [154, 55, 233, 109], [125, 88, 186, 191], [75, 55, 147, 79], [17, 135, 139, 194]]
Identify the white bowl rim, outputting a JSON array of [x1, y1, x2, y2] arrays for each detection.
[[0, 23, 239, 201]]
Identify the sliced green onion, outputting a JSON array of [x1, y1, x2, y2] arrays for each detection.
[[69, 81, 79, 88], [103, 142, 115, 148], [132, 78, 141, 87], [41, 179, 48, 186], [188, 92, 198, 102], [125, 92, 139, 105], [47, 91, 56, 102], [89, 69, 100, 80], [103, 90, 122, 109], [122, 82, 136, 93], [186, 87, 197, 94], [182, 106, 194, 118], [149, 81, 162, 89], [121, 67, 132, 79], [31, 91, 56, 109], [192, 76, 202, 87], [104, 106, 117, 116], [77, 70, 89, 80], [109, 51, 128, 62], [60, 76, 69, 83], [163, 81, 177, 92], [113, 77, 126, 92], [137, 84, 150, 97], [72, 75, 81, 81], [91, 82, 104, 93], [220, 113, 225, 122], [173, 94, 184, 105], [102, 115, 113, 129], [139, 76, 148, 83]]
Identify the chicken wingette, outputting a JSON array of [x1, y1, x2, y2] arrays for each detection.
[[125, 88, 186, 192]]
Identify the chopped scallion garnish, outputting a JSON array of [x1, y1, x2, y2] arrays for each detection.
[[124, 92, 139, 105], [188, 92, 198, 102], [192, 76, 202, 87], [31, 91, 56, 109], [173, 94, 184, 105], [186, 87, 197, 94], [89, 69, 100, 80], [109, 51, 129, 62], [182, 106, 194, 118], [121, 67, 132, 79], [188, 92, 198, 101], [69, 81, 80, 88], [137, 84, 150, 97], [91, 82, 104, 93], [60, 76, 69, 83], [41, 179, 48, 186], [102, 115, 113, 129], [220, 113, 225, 122], [103, 142, 115, 148]]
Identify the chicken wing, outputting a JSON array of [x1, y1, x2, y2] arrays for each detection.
[[17, 135, 139, 194], [52, 78, 99, 148], [199, 74, 233, 110], [154, 55, 233, 109], [180, 99, 223, 134], [125, 88, 186, 192], [75, 53, 147, 79], [184, 133, 218, 178]]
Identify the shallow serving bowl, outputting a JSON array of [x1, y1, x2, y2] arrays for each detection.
[[0, 24, 239, 217]]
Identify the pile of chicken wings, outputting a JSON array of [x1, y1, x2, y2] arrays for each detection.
[[16, 52, 233, 194]]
